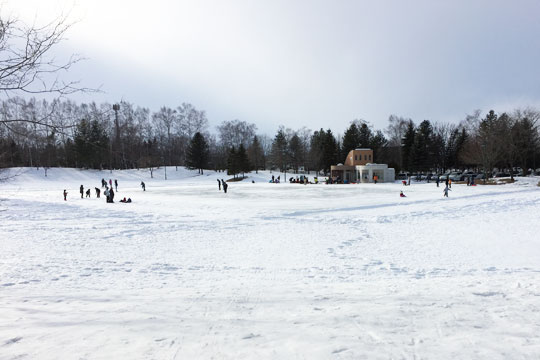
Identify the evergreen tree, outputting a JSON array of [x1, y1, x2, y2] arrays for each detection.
[[247, 135, 264, 173], [358, 123, 373, 148], [186, 132, 209, 174], [237, 143, 251, 178], [401, 120, 416, 172], [271, 128, 288, 172], [288, 134, 303, 173], [74, 118, 109, 169], [412, 120, 434, 172], [370, 130, 387, 163], [342, 123, 360, 155], [322, 129, 338, 174], [227, 146, 239, 177], [310, 129, 325, 173]]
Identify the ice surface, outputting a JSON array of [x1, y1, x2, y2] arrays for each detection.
[[1, 167, 540, 359]]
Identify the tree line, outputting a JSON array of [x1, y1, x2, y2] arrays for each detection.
[[2, 96, 539, 180]]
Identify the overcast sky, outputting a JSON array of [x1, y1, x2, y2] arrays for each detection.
[[5, 0, 540, 135]]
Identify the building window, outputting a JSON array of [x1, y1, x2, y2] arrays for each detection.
[[364, 155, 367, 160], [354, 155, 357, 161], [369, 154, 371, 160]]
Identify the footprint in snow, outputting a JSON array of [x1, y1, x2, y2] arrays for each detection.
[[4, 337, 22, 346]]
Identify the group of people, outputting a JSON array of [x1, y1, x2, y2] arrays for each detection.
[[289, 176, 318, 184], [269, 175, 281, 183], [64, 178, 139, 203], [217, 179, 228, 193], [400, 183, 452, 198]]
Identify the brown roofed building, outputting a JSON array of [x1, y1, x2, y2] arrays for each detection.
[[344, 148, 373, 166], [330, 148, 395, 183]]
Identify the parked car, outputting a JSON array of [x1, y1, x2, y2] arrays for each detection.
[[448, 172, 462, 181], [493, 172, 510, 178], [397, 173, 408, 180], [460, 171, 475, 181], [475, 173, 486, 180]]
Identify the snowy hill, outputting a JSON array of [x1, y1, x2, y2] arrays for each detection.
[[1, 167, 540, 359]]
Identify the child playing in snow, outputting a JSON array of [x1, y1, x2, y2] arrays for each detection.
[[443, 186, 451, 197], [400, 191, 406, 197]]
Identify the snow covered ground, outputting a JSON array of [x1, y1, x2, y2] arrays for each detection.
[[1, 167, 540, 359]]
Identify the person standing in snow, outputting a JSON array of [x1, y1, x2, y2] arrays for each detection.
[[217, 179, 221, 190], [443, 185, 451, 197], [85, 189, 91, 198], [109, 179, 112, 188], [80, 185, 84, 198], [63, 190, 68, 201], [141, 181, 145, 191], [448, 179, 452, 188], [109, 188, 115, 203], [95, 187, 101, 198], [101, 178, 106, 188], [104, 188, 110, 202], [114, 179, 118, 192], [436, 177, 440, 187], [223, 180, 228, 194]]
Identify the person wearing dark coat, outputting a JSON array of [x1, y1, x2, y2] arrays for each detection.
[[141, 181, 145, 191], [101, 178, 106, 188], [223, 181, 228, 194], [114, 179, 118, 192], [80, 185, 84, 198], [85, 189, 91, 198], [109, 188, 115, 203], [95, 187, 101, 198], [217, 179, 221, 190], [63, 190, 68, 201]]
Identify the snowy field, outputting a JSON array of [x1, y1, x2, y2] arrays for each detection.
[[1, 167, 540, 359]]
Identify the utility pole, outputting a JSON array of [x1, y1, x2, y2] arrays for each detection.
[[113, 104, 120, 170]]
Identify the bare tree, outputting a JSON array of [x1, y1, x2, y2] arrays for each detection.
[[217, 119, 257, 149], [0, 12, 93, 180]]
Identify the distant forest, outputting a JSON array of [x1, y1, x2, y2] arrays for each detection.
[[1, 97, 539, 179]]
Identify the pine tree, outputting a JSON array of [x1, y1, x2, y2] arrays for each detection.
[[247, 135, 264, 173], [322, 129, 338, 174], [186, 132, 209, 174], [227, 146, 239, 177], [271, 128, 288, 172], [237, 143, 251, 178], [401, 121, 416, 172], [412, 120, 434, 172], [342, 123, 360, 155], [288, 134, 303, 173]]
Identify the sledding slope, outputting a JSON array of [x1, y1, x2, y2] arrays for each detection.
[[1, 168, 540, 359]]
